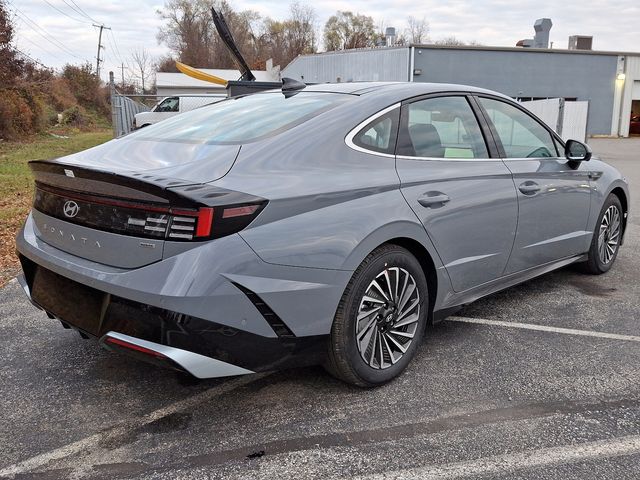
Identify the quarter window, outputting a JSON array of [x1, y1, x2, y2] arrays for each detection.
[[397, 96, 488, 159], [352, 109, 399, 155], [478, 97, 558, 158]]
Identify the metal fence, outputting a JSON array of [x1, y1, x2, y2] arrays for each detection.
[[521, 98, 589, 142], [109, 73, 151, 137]]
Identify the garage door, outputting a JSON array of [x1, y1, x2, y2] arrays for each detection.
[[633, 80, 640, 100]]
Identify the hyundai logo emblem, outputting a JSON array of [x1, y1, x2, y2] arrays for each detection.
[[63, 200, 79, 218]]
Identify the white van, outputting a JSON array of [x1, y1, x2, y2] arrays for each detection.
[[134, 95, 226, 129]]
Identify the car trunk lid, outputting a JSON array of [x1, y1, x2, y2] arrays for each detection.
[[28, 153, 266, 269]]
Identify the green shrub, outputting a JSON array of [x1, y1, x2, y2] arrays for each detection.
[[60, 105, 94, 129]]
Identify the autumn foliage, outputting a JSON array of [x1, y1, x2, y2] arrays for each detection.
[[0, 0, 109, 140]]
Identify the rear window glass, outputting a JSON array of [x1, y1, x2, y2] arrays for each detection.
[[132, 92, 351, 145]]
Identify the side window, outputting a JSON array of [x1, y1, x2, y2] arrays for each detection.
[[352, 108, 399, 155], [397, 96, 488, 159], [478, 97, 558, 158], [155, 97, 179, 113]]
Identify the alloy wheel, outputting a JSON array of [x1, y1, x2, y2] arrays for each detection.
[[355, 267, 420, 370], [598, 205, 621, 265]]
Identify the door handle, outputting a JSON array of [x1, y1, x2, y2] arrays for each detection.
[[418, 192, 450, 208], [518, 182, 541, 195]]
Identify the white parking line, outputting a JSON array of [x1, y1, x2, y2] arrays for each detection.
[[359, 434, 640, 479], [0, 373, 270, 478], [448, 316, 640, 343]]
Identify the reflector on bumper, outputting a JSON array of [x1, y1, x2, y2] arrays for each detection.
[[102, 332, 254, 379]]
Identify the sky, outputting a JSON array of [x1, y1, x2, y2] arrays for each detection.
[[9, 0, 640, 83]]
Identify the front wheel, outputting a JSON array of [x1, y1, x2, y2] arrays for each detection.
[[325, 245, 428, 387], [581, 193, 623, 274]]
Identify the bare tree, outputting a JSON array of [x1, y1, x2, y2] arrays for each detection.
[[435, 36, 466, 46], [323, 11, 377, 51], [259, 2, 316, 68], [129, 47, 153, 93], [406, 16, 428, 44]]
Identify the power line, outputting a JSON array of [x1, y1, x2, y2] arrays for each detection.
[[40, 0, 90, 24], [65, 0, 99, 24], [14, 46, 51, 69], [104, 28, 122, 64], [11, 7, 85, 61], [108, 29, 124, 63], [16, 30, 65, 63]]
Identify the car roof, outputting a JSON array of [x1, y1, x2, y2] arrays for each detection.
[[302, 81, 508, 99]]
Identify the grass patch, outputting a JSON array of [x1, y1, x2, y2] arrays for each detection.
[[0, 129, 113, 285]]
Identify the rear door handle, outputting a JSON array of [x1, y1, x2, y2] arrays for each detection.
[[518, 182, 541, 195], [418, 192, 450, 208]]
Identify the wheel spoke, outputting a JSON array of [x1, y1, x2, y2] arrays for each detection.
[[357, 315, 377, 340], [385, 332, 409, 354], [383, 269, 394, 303], [370, 280, 390, 302], [398, 272, 409, 310], [393, 312, 419, 329], [390, 267, 400, 303], [397, 281, 416, 315], [368, 328, 379, 367], [381, 333, 399, 364], [378, 328, 386, 368], [362, 295, 385, 305], [357, 306, 382, 322], [396, 297, 419, 323], [389, 329, 415, 339]]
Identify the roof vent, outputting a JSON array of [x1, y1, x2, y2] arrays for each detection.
[[385, 27, 397, 47], [568, 35, 593, 50], [533, 18, 552, 48]]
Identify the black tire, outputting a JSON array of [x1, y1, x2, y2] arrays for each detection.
[[325, 244, 429, 387], [581, 193, 623, 274]]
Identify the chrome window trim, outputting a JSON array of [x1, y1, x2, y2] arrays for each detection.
[[345, 103, 401, 158], [396, 155, 502, 162], [502, 156, 565, 162]]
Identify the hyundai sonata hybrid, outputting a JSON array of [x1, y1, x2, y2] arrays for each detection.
[[16, 82, 629, 387]]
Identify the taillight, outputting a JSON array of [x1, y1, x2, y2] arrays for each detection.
[[33, 184, 267, 242]]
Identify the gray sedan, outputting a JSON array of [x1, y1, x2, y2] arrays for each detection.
[[16, 82, 629, 387]]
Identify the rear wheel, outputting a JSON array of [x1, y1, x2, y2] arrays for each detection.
[[581, 194, 623, 274], [325, 245, 428, 387]]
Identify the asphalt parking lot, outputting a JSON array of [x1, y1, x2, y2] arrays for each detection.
[[1, 138, 639, 480]]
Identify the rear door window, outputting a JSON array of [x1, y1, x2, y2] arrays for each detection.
[[397, 96, 489, 159]]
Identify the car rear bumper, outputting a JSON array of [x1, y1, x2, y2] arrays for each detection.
[[16, 212, 352, 377]]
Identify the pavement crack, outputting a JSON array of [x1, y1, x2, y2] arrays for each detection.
[[70, 396, 640, 479]]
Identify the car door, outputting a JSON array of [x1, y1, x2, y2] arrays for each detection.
[[475, 96, 592, 274], [395, 94, 518, 292]]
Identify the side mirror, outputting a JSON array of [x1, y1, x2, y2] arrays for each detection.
[[565, 139, 592, 162]]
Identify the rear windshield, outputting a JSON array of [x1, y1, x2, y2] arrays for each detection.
[[131, 92, 352, 145]]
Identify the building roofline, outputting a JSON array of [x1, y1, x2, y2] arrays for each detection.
[[287, 44, 640, 63], [409, 43, 640, 57]]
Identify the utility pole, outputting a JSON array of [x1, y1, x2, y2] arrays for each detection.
[[119, 62, 127, 89], [93, 24, 111, 79]]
